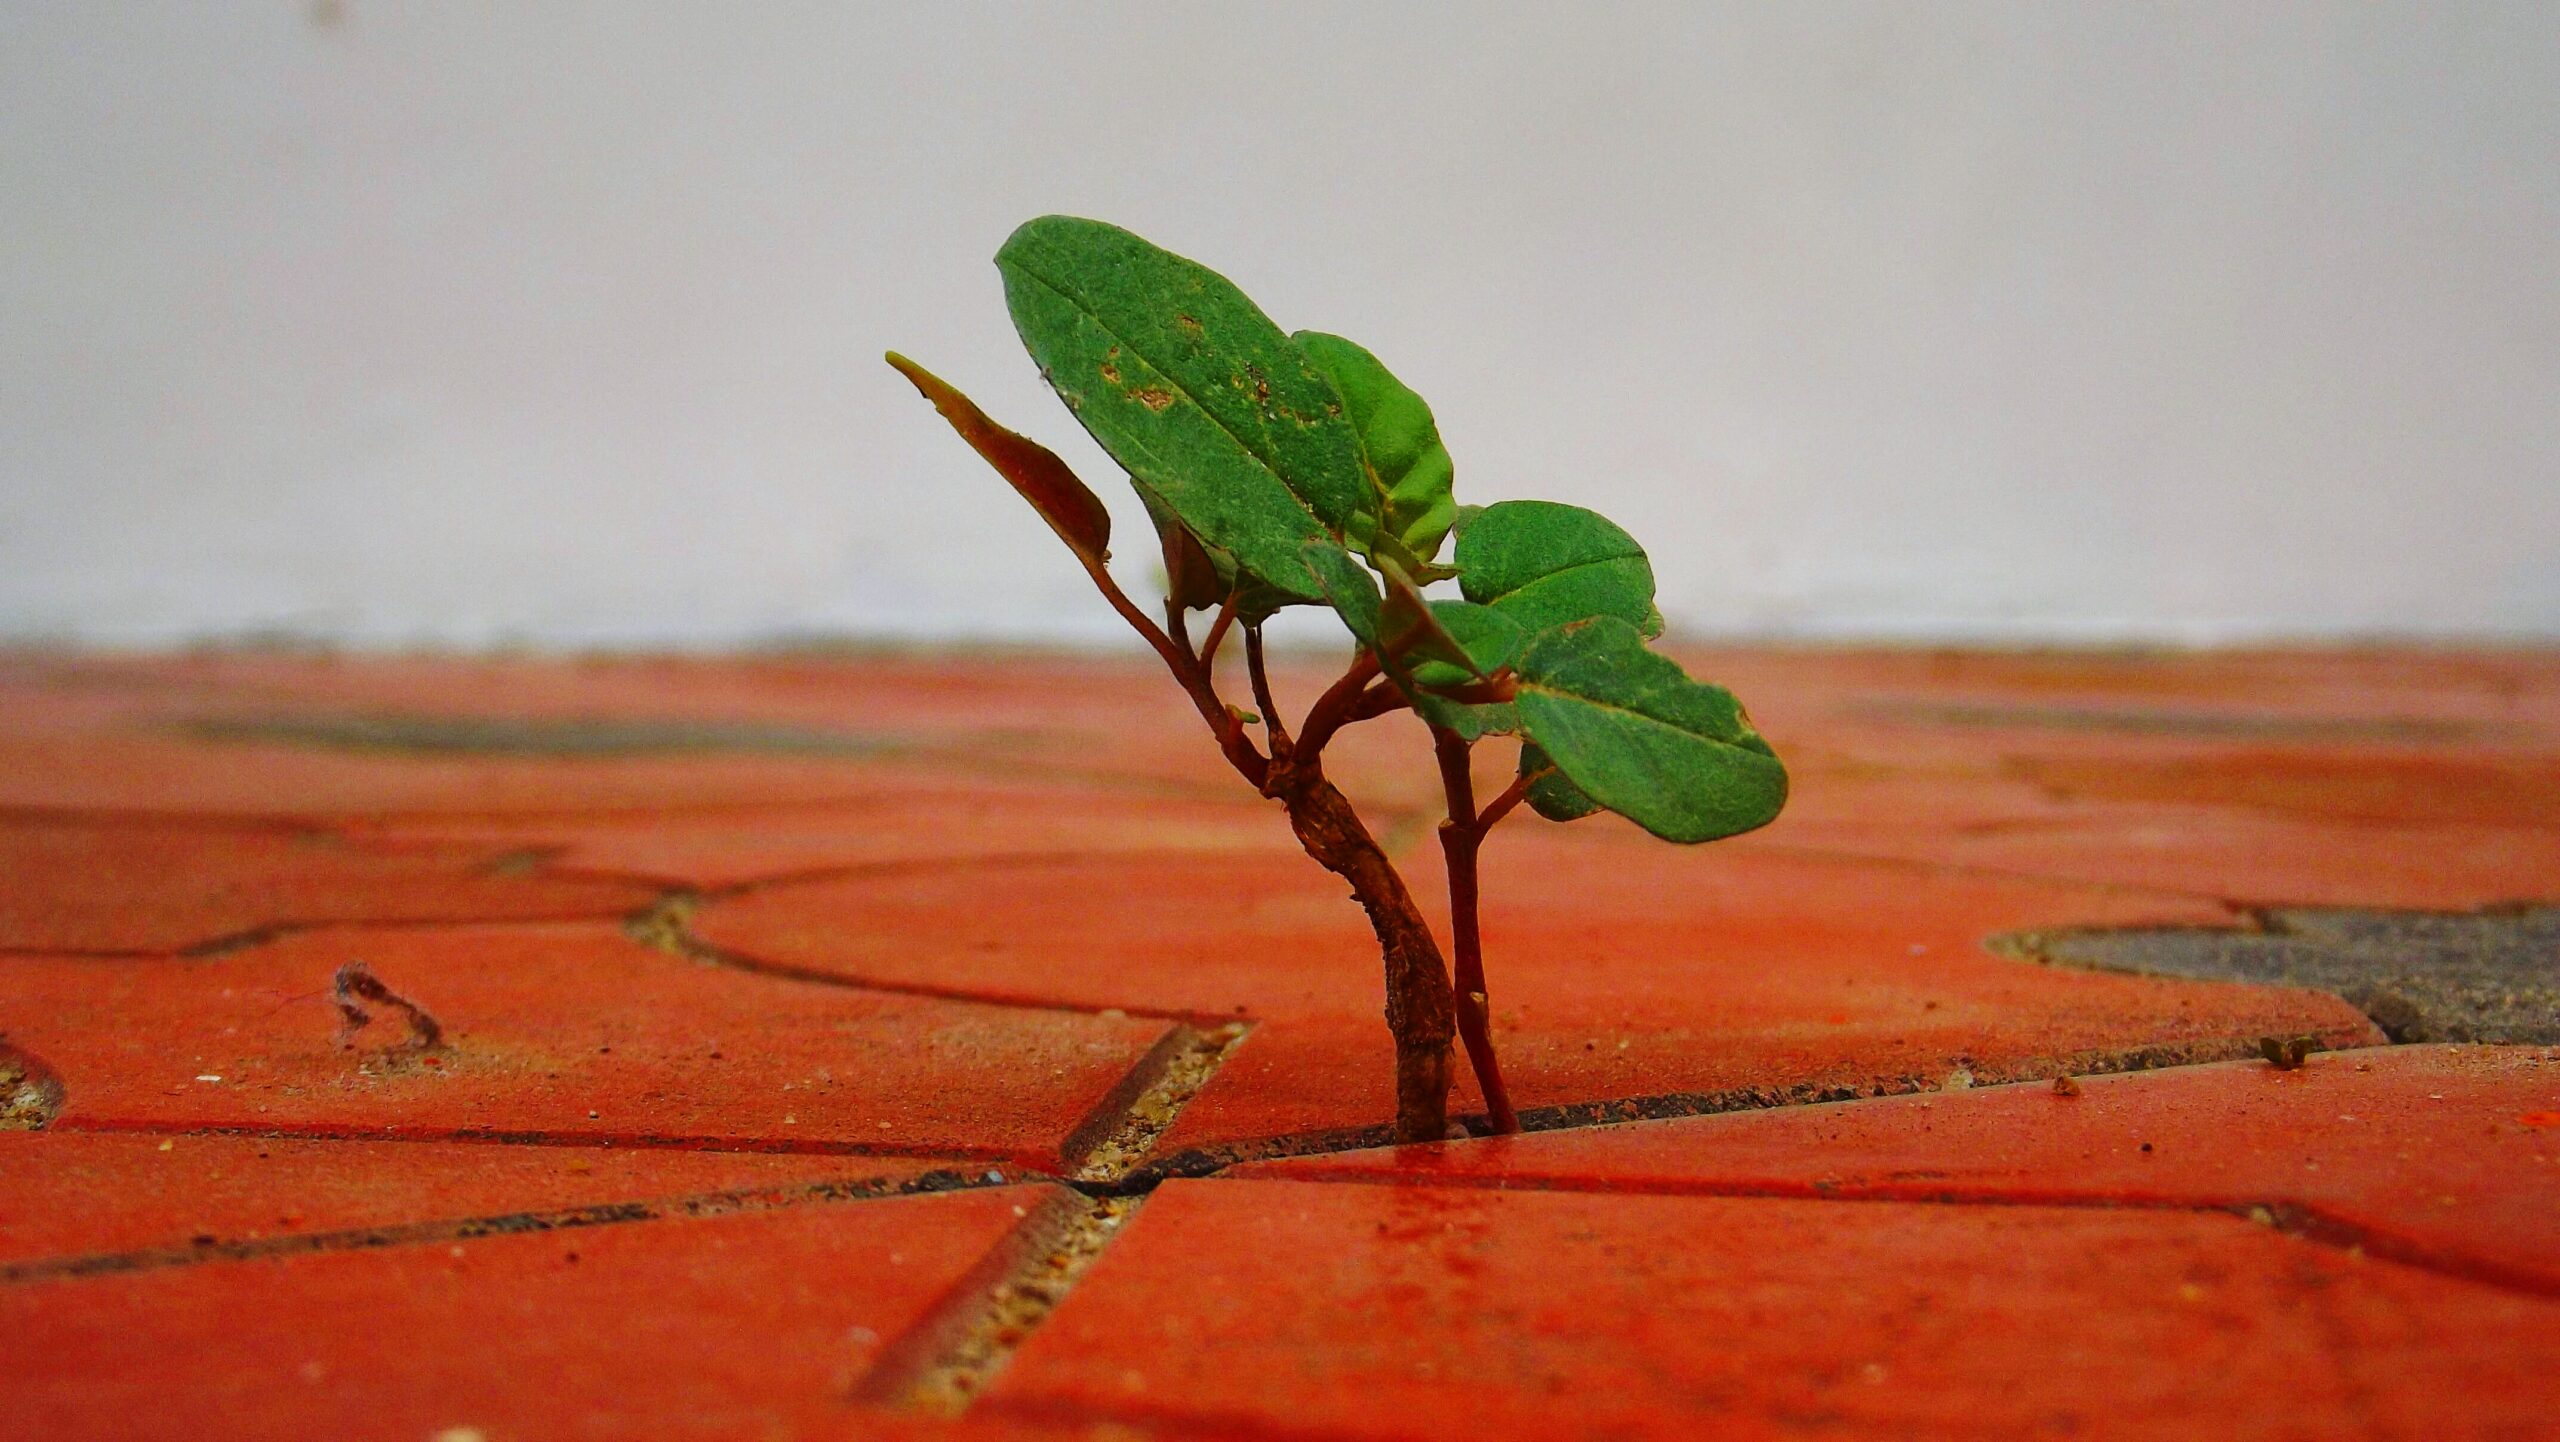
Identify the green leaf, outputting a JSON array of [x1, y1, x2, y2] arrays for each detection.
[[997, 217, 1364, 601], [885, 352, 1112, 567], [1410, 601, 1523, 741], [1409, 601, 1522, 688], [1456, 500, 1662, 637], [1517, 742, 1602, 822], [1299, 539, 1382, 652], [1375, 562, 1479, 675], [1300, 543, 1480, 685], [1513, 617, 1787, 843], [1293, 331, 1457, 565]]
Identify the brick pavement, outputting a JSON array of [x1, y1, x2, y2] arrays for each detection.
[[3, 646, 2554, 1439]]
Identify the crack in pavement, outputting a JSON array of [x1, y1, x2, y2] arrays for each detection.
[[45, 1116, 1033, 1163], [0, 1164, 1023, 1286], [1129, 1028, 2385, 1182], [854, 1187, 1143, 1416], [620, 891, 1219, 1023]]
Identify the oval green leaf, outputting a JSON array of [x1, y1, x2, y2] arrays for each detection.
[[1299, 538, 1383, 653], [1517, 742, 1602, 822], [1514, 617, 1787, 843], [1411, 600, 1523, 741], [1293, 330, 1457, 565], [997, 217, 1364, 600], [1456, 500, 1661, 637]]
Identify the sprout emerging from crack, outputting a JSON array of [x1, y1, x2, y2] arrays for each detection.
[[889, 217, 1789, 1142]]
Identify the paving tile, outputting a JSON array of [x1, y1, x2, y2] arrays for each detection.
[[2013, 748, 2560, 830], [0, 1131, 974, 1269], [0, 1180, 1068, 1441], [0, 817, 658, 953], [346, 786, 1291, 892], [0, 651, 1252, 818], [694, 843, 2374, 1159], [0, 923, 1176, 1167], [1754, 798, 2560, 909], [984, 1177, 2560, 1441], [1249, 1044, 2560, 1293]]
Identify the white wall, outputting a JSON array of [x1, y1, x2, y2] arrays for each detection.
[[4, 1, 2554, 648]]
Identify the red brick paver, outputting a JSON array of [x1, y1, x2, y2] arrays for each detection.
[[7, 1184, 1058, 1441], [988, 1179, 2557, 1442], [0, 1133, 972, 1270], [1248, 1044, 2560, 1294], [0, 817, 654, 954], [697, 843, 2372, 1155], [3, 923, 1176, 1166], [4, 646, 2555, 1438]]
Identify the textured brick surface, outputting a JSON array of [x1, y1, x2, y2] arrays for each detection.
[[344, 785, 1289, 892], [0, 923, 1176, 1167], [0, 1132, 967, 1269], [3, 645, 2554, 1439], [1248, 1044, 2560, 1292], [0, 817, 654, 953], [697, 843, 2373, 1155], [4, 1183, 1056, 1441], [990, 1178, 2560, 1441]]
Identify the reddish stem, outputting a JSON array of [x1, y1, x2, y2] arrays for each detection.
[[1477, 766, 1542, 832], [1199, 591, 1240, 669], [1295, 650, 1383, 760], [1431, 726, 1522, 1135], [1344, 677, 1412, 723], [1245, 625, 1290, 754], [1024, 486, 1452, 1141], [1078, 556, 1265, 789]]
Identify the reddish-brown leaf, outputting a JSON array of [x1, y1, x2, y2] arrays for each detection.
[[886, 351, 1111, 565]]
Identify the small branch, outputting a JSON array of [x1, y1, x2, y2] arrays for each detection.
[[1425, 668, 1518, 706], [1069, 555, 1266, 788], [1245, 626, 1291, 754], [1294, 650, 1383, 762], [1476, 765, 1544, 834], [1431, 728, 1521, 1134], [1080, 556, 1187, 679], [1345, 678, 1412, 723], [1199, 591, 1241, 669]]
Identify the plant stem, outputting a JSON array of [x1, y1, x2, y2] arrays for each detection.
[[1199, 592, 1240, 669], [1478, 766, 1541, 831], [1431, 727, 1522, 1135], [1296, 650, 1382, 759], [1093, 590, 1451, 1142], [1245, 625, 1290, 754], [1264, 748, 1456, 1143]]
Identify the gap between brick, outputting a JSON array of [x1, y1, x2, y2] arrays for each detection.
[[49, 1116, 1026, 1163], [1135, 1029, 2379, 1181], [0, 1164, 1022, 1286], [852, 1185, 1141, 1415], [623, 891, 1230, 1025]]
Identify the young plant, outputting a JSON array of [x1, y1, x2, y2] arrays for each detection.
[[890, 217, 1787, 1144]]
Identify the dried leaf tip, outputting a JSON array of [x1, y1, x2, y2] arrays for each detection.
[[885, 351, 1112, 565]]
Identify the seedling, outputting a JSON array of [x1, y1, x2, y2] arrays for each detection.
[[890, 217, 1787, 1143]]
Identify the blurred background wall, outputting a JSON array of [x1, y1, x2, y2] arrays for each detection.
[[3, 1, 2554, 649]]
